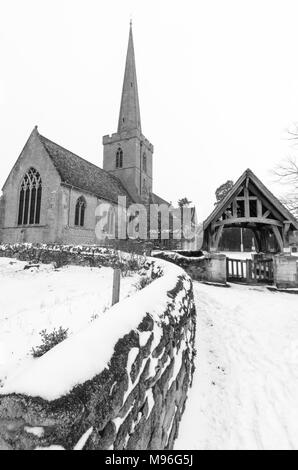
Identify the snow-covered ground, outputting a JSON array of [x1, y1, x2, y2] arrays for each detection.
[[0, 257, 140, 387], [176, 282, 298, 450]]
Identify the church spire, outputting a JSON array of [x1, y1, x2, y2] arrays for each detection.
[[117, 22, 142, 133]]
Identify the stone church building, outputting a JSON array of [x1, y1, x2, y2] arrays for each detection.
[[0, 24, 171, 246]]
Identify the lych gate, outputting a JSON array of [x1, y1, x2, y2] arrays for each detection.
[[203, 169, 298, 254]]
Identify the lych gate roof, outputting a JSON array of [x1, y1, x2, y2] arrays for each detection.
[[38, 133, 134, 206], [204, 168, 298, 231]]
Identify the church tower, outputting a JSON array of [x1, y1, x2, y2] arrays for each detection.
[[103, 22, 154, 203]]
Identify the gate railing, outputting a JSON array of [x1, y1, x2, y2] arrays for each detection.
[[226, 258, 274, 284]]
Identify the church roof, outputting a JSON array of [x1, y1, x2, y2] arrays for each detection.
[[149, 193, 171, 206], [38, 133, 134, 206]]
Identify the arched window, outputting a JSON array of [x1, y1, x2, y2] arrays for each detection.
[[18, 168, 42, 226], [143, 153, 147, 173], [75, 196, 86, 227], [116, 148, 123, 168]]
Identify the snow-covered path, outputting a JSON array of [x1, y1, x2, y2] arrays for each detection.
[[176, 282, 298, 450]]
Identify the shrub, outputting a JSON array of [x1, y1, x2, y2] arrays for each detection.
[[117, 252, 147, 277], [53, 252, 69, 269], [31, 327, 69, 358], [90, 313, 99, 323], [134, 274, 153, 291]]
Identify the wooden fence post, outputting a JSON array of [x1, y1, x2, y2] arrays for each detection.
[[246, 260, 252, 283], [112, 268, 121, 306]]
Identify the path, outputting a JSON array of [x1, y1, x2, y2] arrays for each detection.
[[175, 282, 298, 450]]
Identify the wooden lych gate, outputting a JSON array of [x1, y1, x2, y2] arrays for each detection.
[[203, 169, 298, 254], [226, 257, 274, 284]]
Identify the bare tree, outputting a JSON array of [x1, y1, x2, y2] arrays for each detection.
[[274, 151, 298, 218], [274, 156, 298, 184]]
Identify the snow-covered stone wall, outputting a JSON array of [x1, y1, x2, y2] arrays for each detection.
[[0, 257, 196, 450], [153, 250, 227, 285], [0, 243, 123, 268]]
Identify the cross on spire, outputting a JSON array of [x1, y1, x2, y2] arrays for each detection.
[[117, 22, 142, 133]]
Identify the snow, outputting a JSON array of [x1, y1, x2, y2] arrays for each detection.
[[152, 251, 204, 261], [24, 426, 44, 438], [168, 340, 186, 389], [146, 389, 155, 417], [0, 258, 188, 400], [176, 282, 298, 450], [73, 427, 93, 450], [35, 427, 93, 451], [36, 445, 65, 451], [0, 257, 141, 388], [113, 405, 134, 434], [121, 348, 140, 404], [139, 331, 152, 347], [220, 251, 254, 260]]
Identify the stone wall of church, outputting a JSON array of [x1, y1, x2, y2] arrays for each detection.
[[0, 128, 119, 246], [0, 259, 196, 450], [58, 188, 119, 245], [57, 186, 98, 245], [0, 130, 61, 244]]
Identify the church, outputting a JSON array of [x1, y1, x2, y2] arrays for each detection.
[[0, 24, 172, 246]]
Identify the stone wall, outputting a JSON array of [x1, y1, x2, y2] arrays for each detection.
[[153, 251, 227, 285], [0, 242, 155, 265], [274, 254, 298, 289], [0, 257, 196, 450], [0, 243, 123, 269]]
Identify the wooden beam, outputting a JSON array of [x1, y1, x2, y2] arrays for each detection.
[[210, 185, 244, 224], [263, 209, 271, 218], [233, 200, 238, 217], [257, 199, 262, 218], [236, 196, 257, 201], [248, 184, 284, 222], [283, 221, 291, 247], [212, 217, 283, 228], [252, 229, 260, 252], [244, 188, 250, 218], [214, 225, 224, 251], [272, 225, 284, 252], [259, 231, 266, 252]]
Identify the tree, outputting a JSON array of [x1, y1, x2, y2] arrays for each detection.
[[215, 180, 234, 205], [273, 123, 298, 218], [274, 156, 298, 218], [178, 197, 192, 208]]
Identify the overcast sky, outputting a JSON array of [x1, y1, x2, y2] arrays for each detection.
[[1, 0, 298, 220]]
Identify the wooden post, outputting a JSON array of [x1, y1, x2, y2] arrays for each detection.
[[257, 199, 262, 218], [246, 260, 252, 283], [244, 188, 250, 218], [112, 268, 121, 306], [272, 225, 284, 253]]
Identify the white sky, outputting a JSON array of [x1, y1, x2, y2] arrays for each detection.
[[1, 0, 298, 220]]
